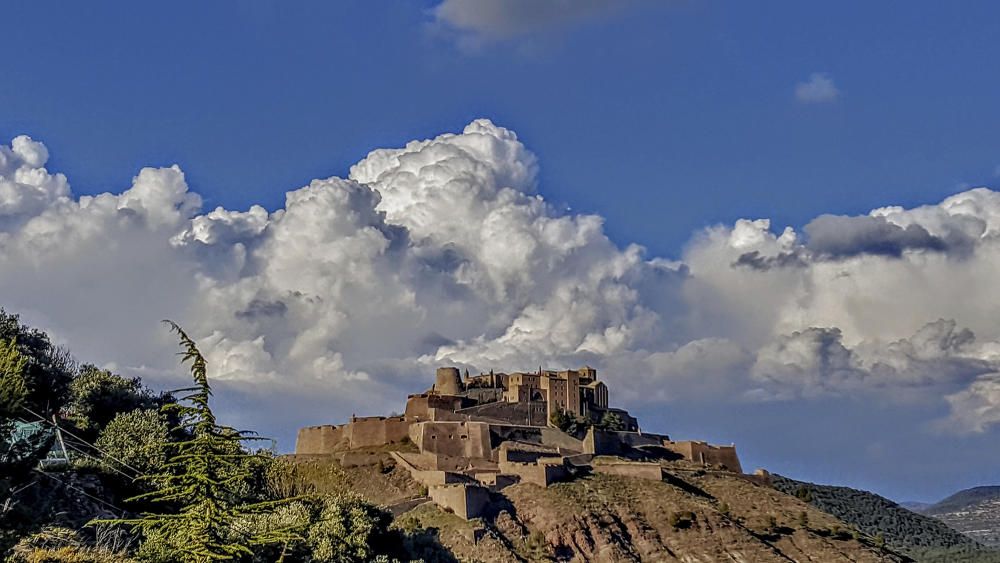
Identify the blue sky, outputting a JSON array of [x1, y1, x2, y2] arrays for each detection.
[[7, 1, 1000, 254], [4, 1, 1000, 502]]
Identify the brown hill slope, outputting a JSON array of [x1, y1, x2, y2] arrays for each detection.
[[290, 455, 909, 561]]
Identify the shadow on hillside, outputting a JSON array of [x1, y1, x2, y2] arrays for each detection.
[[397, 527, 461, 563], [662, 471, 715, 499]]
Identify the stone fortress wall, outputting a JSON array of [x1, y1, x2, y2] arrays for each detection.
[[661, 440, 743, 473], [296, 415, 411, 454], [409, 421, 492, 459], [295, 365, 744, 519]]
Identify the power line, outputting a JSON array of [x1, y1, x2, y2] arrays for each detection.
[[61, 439, 140, 481], [20, 406, 145, 476]]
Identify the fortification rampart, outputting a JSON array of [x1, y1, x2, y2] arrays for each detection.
[[582, 428, 666, 456], [592, 460, 663, 481], [662, 440, 743, 473], [404, 394, 467, 421], [295, 416, 411, 454], [497, 441, 562, 464]]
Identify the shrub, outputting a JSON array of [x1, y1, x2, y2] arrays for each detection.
[[597, 411, 624, 431], [668, 511, 695, 530], [549, 409, 572, 432], [874, 533, 886, 550], [525, 530, 548, 556], [95, 409, 169, 475], [794, 485, 814, 503], [9, 527, 136, 563]]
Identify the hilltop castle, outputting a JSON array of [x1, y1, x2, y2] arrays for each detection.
[[434, 365, 636, 430], [296, 366, 741, 519]]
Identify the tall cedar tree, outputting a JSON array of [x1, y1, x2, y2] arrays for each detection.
[[95, 322, 298, 562]]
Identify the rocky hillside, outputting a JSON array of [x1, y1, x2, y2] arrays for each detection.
[[771, 475, 1000, 563], [291, 455, 911, 561], [922, 486, 1000, 547]]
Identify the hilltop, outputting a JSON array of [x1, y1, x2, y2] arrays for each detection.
[[288, 365, 914, 561], [287, 452, 909, 562]]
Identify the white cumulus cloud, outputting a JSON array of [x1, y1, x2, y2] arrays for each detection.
[[3, 120, 1000, 438]]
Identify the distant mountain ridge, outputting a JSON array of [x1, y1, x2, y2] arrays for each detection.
[[771, 474, 1000, 562], [919, 486, 1000, 548], [925, 486, 1000, 516]]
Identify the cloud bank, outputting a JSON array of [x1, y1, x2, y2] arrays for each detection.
[[2, 121, 1000, 440]]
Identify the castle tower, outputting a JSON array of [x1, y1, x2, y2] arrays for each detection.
[[434, 367, 464, 395]]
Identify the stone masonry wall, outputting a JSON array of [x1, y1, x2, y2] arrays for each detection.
[[294, 417, 411, 454], [429, 484, 491, 520], [663, 441, 743, 473], [295, 425, 347, 454], [409, 421, 492, 459], [592, 461, 663, 481]]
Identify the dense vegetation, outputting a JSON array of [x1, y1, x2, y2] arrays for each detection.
[[549, 408, 623, 436], [0, 309, 439, 562], [772, 474, 1000, 563]]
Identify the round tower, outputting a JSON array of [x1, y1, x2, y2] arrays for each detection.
[[434, 367, 463, 395]]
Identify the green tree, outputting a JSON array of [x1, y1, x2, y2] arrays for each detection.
[[598, 411, 624, 432], [1, 337, 29, 478], [549, 409, 571, 432], [277, 494, 396, 562], [95, 322, 298, 562], [1, 338, 52, 553], [0, 309, 75, 417], [67, 366, 159, 436], [1, 337, 28, 429], [95, 409, 170, 476]]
